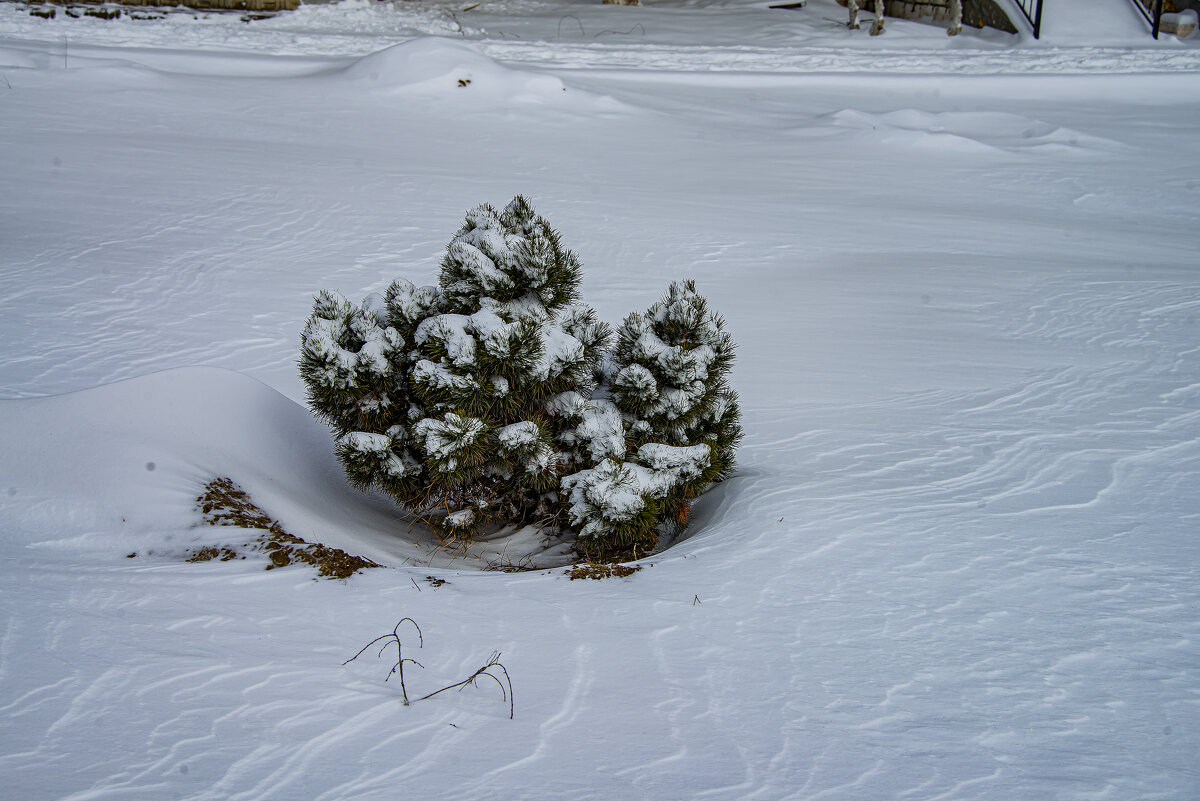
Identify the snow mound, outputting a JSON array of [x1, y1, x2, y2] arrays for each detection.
[[0, 368, 396, 559], [826, 108, 1127, 154], [0, 45, 39, 69], [339, 37, 579, 106], [0, 367, 583, 569]]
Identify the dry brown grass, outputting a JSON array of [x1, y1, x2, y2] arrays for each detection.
[[187, 477, 381, 579], [565, 562, 642, 581]]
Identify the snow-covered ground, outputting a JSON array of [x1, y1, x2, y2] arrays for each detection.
[[2, 0, 1199, 798]]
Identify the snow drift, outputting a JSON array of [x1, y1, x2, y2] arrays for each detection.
[[2, 1, 1199, 800], [337, 37, 612, 109], [0, 368, 404, 562]]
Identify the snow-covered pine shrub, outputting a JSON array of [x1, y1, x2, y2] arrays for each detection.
[[609, 280, 743, 528], [300, 196, 740, 558]]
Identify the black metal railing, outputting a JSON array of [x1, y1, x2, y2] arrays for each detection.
[[1128, 0, 1165, 38], [1013, 0, 1045, 39]]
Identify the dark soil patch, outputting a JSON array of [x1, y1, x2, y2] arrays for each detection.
[[565, 562, 642, 581], [185, 477, 381, 579]]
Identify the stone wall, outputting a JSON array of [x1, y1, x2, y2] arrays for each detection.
[[882, 0, 1018, 33], [32, 0, 299, 9]]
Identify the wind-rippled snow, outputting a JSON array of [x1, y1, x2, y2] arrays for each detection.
[[1, 1, 1198, 799]]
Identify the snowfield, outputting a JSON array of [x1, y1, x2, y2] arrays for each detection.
[[1, 0, 1198, 799]]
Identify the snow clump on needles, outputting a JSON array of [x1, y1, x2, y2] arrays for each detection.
[[300, 196, 742, 560]]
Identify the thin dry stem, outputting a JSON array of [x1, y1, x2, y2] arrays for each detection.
[[343, 618, 424, 705], [344, 618, 514, 718], [419, 651, 514, 720]]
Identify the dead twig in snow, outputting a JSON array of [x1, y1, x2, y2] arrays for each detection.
[[343, 617, 424, 705], [344, 618, 514, 718], [557, 14, 585, 38], [419, 651, 514, 720], [594, 23, 645, 39]]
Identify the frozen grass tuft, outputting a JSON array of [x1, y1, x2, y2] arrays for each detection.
[[191, 477, 382, 579]]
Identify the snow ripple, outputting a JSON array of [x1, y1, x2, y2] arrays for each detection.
[[706, 274, 1200, 800], [2, 259, 1198, 801], [2, 11, 1199, 799], [479, 41, 1200, 76]]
